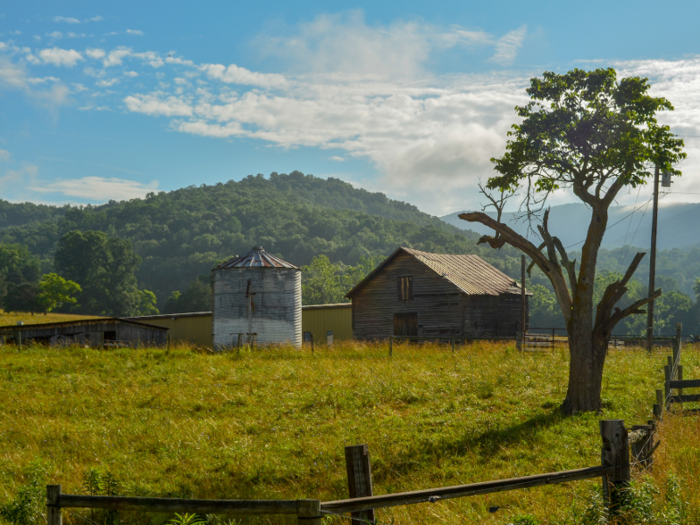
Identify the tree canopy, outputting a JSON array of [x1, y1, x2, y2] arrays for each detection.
[[462, 68, 687, 414]]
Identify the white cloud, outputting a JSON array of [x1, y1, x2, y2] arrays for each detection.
[[46, 31, 63, 39], [53, 15, 102, 24], [103, 47, 131, 66], [201, 63, 287, 88], [54, 16, 80, 24], [39, 47, 84, 67], [489, 25, 527, 66], [96, 78, 119, 87], [34, 176, 158, 201], [126, 29, 144, 36], [85, 47, 105, 59], [0, 150, 10, 162], [26, 76, 59, 84], [124, 93, 193, 116], [124, 71, 138, 77], [0, 55, 71, 110], [330, 156, 345, 162]]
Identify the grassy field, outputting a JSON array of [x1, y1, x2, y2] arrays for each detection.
[[0, 310, 101, 327], [0, 340, 698, 524]]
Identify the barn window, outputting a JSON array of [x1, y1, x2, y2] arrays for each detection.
[[397, 276, 413, 301], [394, 312, 417, 336]]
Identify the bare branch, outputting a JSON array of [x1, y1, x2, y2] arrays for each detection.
[[552, 237, 577, 297], [608, 289, 662, 329], [460, 211, 572, 323]]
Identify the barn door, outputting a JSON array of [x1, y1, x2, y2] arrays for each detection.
[[394, 313, 417, 336]]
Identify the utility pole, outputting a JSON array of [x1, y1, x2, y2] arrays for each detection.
[[520, 255, 527, 336], [646, 164, 660, 352]]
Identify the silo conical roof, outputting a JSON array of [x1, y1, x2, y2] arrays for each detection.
[[215, 246, 299, 269]]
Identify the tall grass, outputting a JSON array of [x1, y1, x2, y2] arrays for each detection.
[[0, 340, 698, 524]]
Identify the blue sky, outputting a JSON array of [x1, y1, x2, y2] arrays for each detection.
[[2, 1, 700, 215]]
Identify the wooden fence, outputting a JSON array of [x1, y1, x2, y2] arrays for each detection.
[[47, 419, 655, 524], [653, 323, 700, 415]]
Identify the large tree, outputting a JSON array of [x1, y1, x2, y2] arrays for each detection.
[[460, 68, 686, 414], [54, 230, 145, 316]]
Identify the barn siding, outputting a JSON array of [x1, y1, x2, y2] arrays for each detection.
[[351, 252, 464, 340]]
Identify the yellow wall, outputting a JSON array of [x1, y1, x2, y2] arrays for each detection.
[[301, 304, 352, 345], [129, 304, 353, 348], [126, 314, 213, 348]]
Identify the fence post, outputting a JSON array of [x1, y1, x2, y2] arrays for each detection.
[[516, 330, 522, 352], [654, 389, 664, 419], [451, 337, 455, 353], [664, 365, 671, 409], [678, 365, 684, 397], [551, 328, 555, 352], [47, 485, 62, 525], [675, 323, 682, 370], [297, 499, 322, 525], [345, 444, 375, 524], [389, 336, 393, 357], [600, 420, 630, 514]]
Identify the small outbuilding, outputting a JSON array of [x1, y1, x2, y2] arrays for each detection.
[[0, 318, 168, 347], [346, 247, 530, 340], [212, 246, 302, 349]]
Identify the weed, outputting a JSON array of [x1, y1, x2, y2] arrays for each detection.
[[0, 460, 45, 525]]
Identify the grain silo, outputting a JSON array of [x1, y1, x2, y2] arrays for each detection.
[[212, 246, 301, 349]]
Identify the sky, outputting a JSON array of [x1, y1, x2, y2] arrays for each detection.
[[2, 1, 700, 216]]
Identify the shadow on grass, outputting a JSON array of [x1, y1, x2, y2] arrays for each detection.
[[376, 408, 566, 481]]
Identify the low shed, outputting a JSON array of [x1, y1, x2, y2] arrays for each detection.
[[302, 303, 352, 345], [346, 247, 530, 340], [125, 312, 212, 347], [0, 318, 168, 347]]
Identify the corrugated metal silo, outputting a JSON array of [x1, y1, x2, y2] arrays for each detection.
[[212, 246, 301, 349]]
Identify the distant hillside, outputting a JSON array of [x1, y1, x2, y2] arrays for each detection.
[[442, 202, 700, 251], [0, 171, 514, 307]]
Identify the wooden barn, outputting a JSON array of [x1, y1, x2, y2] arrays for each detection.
[[0, 318, 168, 347], [346, 247, 530, 340]]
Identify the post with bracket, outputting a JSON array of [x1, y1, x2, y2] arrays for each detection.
[[46, 485, 62, 525], [600, 420, 630, 514], [345, 444, 375, 524]]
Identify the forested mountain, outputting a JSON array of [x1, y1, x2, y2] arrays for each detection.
[[0, 170, 698, 335], [0, 171, 522, 309]]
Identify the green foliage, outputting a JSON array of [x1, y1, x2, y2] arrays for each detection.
[[490, 68, 685, 195], [54, 230, 145, 316], [37, 273, 81, 313], [580, 475, 686, 525], [3, 283, 42, 315], [511, 516, 540, 525], [167, 513, 206, 525], [301, 254, 385, 305], [528, 284, 564, 328], [0, 460, 45, 525], [163, 276, 211, 314], [135, 289, 159, 316], [0, 172, 489, 310]]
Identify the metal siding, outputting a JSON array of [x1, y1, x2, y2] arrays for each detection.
[[301, 304, 352, 344], [212, 267, 301, 349], [132, 315, 213, 347]]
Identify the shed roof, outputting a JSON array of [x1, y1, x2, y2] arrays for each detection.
[[215, 246, 299, 270], [0, 317, 168, 333], [346, 247, 531, 298]]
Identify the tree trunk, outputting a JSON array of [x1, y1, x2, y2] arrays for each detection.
[[563, 322, 610, 414]]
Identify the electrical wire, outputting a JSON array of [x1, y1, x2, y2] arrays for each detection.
[[615, 185, 643, 274]]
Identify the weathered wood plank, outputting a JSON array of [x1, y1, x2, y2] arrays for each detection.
[[57, 495, 300, 515], [668, 394, 700, 403], [669, 379, 700, 389], [321, 466, 612, 514]]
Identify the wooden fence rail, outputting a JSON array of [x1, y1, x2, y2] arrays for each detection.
[[47, 419, 653, 524], [321, 465, 613, 514]]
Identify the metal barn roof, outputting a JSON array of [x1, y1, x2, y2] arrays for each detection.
[[215, 246, 299, 270], [346, 247, 531, 297]]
